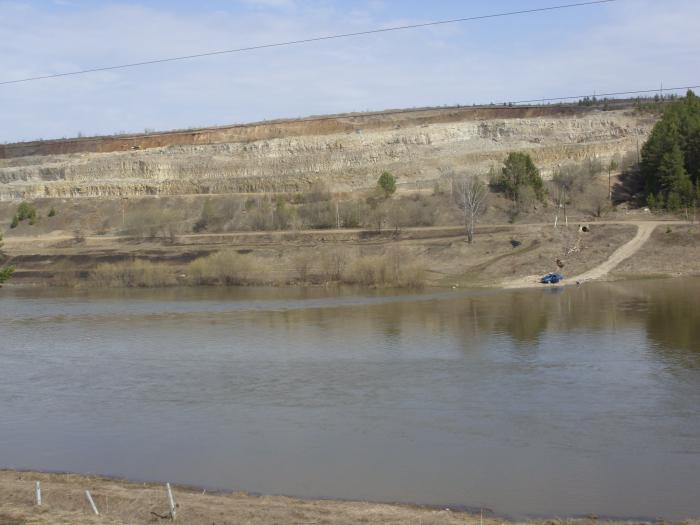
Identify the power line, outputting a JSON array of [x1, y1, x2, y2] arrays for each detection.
[[509, 84, 700, 104], [0, 0, 617, 86], [3, 84, 695, 145]]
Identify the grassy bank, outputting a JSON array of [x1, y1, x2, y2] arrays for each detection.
[[1, 470, 693, 525], [4, 223, 664, 289], [84, 246, 429, 289]]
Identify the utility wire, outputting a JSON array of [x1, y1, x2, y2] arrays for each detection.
[[0, 0, 617, 86], [509, 85, 700, 104], [4, 84, 695, 143]]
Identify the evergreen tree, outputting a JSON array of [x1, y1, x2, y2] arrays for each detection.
[[641, 90, 700, 208], [377, 172, 397, 198], [496, 152, 546, 203], [659, 143, 694, 206]]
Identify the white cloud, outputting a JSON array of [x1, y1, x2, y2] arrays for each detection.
[[0, 0, 698, 142]]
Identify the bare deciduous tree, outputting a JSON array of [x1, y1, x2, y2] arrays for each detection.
[[551, 166, 577, 227], [452, 175, 488, 243]]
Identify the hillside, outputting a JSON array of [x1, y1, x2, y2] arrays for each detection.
[[0, 105, 655, 200]]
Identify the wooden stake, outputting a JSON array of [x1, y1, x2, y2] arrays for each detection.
[[35, 481, 41, 506], [85, 490, 99, 515], [166, 482, 177, 520]]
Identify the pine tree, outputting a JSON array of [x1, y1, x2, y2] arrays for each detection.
[[498, 152, 546, 202], [659, 143, 694, 207], [641, 90, 700, 208]]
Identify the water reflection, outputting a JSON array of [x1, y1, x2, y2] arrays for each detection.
[[1, 279, 699, 519]]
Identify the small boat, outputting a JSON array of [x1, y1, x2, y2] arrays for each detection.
[[540, 272, 563, 284]]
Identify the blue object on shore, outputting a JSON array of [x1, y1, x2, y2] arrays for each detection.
[[540, 272, 563, 284]]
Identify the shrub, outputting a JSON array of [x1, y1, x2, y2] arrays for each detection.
[[320, 248, 348, 281], [292, 252, 315, 282], [193, 199, 214, 232], [89, 260, 177, 287], [16, 202, 37, 222], [48, 207, 57, 218], [10, 215, 18, 229], [274, 196, 296, 230], [0, 265, 15, 285], [492, 152, 546, 203], [0, 232, 14, 286], [378, 171, 397, 198], [123, 207, 183, 239], [304, 181, 332, 203], [298, 201, 335, 229], [187, 250, 253, 285], [342, 249, 426, 288]]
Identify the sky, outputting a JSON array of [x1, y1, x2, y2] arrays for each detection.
[[0, 0, 699, 142]]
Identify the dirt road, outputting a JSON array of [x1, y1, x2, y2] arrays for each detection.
[[503, 221, 676, 289], [570, 222, 658, 283]]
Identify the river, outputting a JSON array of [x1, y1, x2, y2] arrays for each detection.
[[1, 279, 699, 519]]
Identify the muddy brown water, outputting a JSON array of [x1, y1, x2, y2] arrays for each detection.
[[1, 280, 699, 520]]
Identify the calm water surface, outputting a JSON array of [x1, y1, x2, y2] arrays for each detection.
[[1, 280, 700, 519]]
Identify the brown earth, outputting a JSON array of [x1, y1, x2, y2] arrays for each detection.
[[3, 220, 694, 289], [612, 223, 700, 279], [1, 470, 695, 525]]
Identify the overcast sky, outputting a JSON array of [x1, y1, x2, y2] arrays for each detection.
[[0, 0, 698, 143]]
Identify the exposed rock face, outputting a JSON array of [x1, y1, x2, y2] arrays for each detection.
[[0, 106, 655, 200]]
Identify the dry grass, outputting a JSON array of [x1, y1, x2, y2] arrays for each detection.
[[2, 470, 687, 525], [613, 223, 700, 278], [186, 250, 255, 285], [88, 260, 177, 288], [342, 248, 426, 288]]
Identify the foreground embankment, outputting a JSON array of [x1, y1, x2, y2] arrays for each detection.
[[1, 470, 694, 525]]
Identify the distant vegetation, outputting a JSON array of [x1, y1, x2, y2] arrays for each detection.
[[641, 90, 700, 210], [452, 175, 488, 243], [490, 152, 546, 222], [377, 171, 397, 198], [0, 232, 14, 286], [85, 247, 427, 289], [10, 201, 37, 228]]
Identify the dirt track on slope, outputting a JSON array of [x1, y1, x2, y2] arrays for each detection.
[[501, 221, 681, 289]]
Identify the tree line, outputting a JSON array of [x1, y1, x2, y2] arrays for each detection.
[[641, 90, 700, 210]]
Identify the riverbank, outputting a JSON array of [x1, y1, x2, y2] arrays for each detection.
[[1, 470, 694, 525], [3, 220, 697, 290]]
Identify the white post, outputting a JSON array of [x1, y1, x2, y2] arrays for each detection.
[[85, 490, 99, 515], [35, 481, 41, 506], [166, 482, 177, 520]]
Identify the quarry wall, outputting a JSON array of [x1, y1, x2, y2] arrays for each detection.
[[0, 105, 656, 200]]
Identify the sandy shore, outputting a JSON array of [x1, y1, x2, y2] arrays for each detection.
[[1, 470, 697, 525]]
